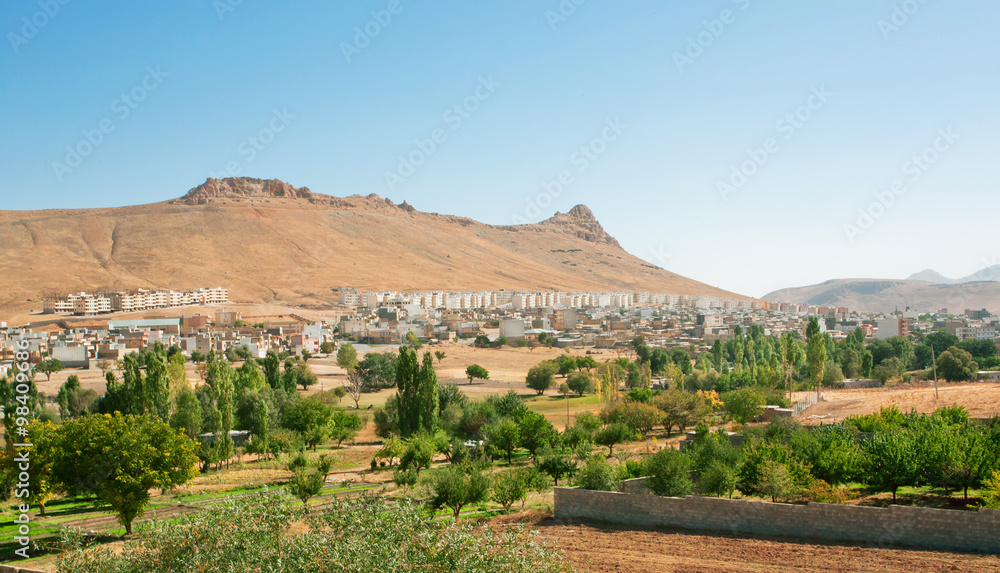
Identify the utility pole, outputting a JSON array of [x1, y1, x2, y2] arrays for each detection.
[[931, 344, 940, 400]]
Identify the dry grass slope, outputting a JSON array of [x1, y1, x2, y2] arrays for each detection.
[[0, 177, 744, 316]]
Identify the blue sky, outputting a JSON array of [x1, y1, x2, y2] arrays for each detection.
[[2, 1, 998, 297]]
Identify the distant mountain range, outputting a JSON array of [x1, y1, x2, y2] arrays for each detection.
[[907, 266, 1000, 284], [765, 268, 1000, 314], [0, 177, 745, 319]]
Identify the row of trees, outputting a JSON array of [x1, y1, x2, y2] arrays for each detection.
[[575, 406, 1000, 507]]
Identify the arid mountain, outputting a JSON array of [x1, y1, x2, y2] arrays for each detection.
[[764, 279, 1000, 314], [906, 266, 1000, 285], [0, 177, 743, 316]]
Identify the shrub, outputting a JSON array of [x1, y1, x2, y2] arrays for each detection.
[[644, 448, 693, 497], [56, 494, 574, 572], [806, 480, 851, 504], [287, 452, 309, 473], [700, 460, 738, 498], [575, 456, 621, 492]]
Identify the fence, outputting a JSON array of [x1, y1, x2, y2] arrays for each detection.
[[554, 482, 1000, 554]]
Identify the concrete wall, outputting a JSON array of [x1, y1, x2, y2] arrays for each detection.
[[555, 484, 1000, 554]]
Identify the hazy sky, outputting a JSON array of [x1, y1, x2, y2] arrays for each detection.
[[3, 1, 998, 297]]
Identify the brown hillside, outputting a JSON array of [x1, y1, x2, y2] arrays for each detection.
[[0, 177, 743, 315]]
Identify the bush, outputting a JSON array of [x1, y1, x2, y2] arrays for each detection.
[[56, 494, 574, 572], [575, 456, 621, 492], [644, 448, 693, 497], [287, 452, 309, 473], [806, 480, 851, 504], [700, 460, 738, 498], [393, 468, 418, 489]]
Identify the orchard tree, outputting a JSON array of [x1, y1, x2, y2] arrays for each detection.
[[594, 423, 632, 456], [483, 419, 521, 464], [644, 448, 693, 497], [862, 431, 918, 502], [525, 363, 556, 395], [287, 470, 324, 506], [281, 398, 333, 450], [491, 470, 528, 513], [50, 413, 198, 535], [567, 371, 595, 396], [465, 364, 489, 385], [429, 465, 490, 522], [434, 350, 446, 364]]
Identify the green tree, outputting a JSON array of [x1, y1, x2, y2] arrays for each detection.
[[261, 351, 281, 389], [566, 371, 595, 396], [36, 358, 64, 381], [170, 388, 203, 440], [280, 399, 333, 450], [429, 465, 491, 522], [50, 413, 198, 535], [292, 361, 318, 390], [806, 317, 827, 393], [644, 448, 693, 497], [399, 434, 436, 475], [491, 469, 528, 513], [434, 350, 446, 363], [721, 387, 765, 424], [517, 410, 557, 459], [56, 375, 98, 419], [936, 346, 978, 382], [537, 446, 576, 486], [328, 411, 362, 447], [287, 470, 324, 506], [575, 455, 620, 491], [337, 343, 359, 371], [465, 364, 489, 385], [525, 362, 557, 395], [483, 419, 521, 464], [862, 431, 918, 502], [594, 423, 632, 456]]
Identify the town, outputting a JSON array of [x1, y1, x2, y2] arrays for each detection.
[[5, 286, 997, 376]]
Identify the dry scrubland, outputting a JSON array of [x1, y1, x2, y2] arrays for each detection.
[[797, 382, 1000, 424]]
